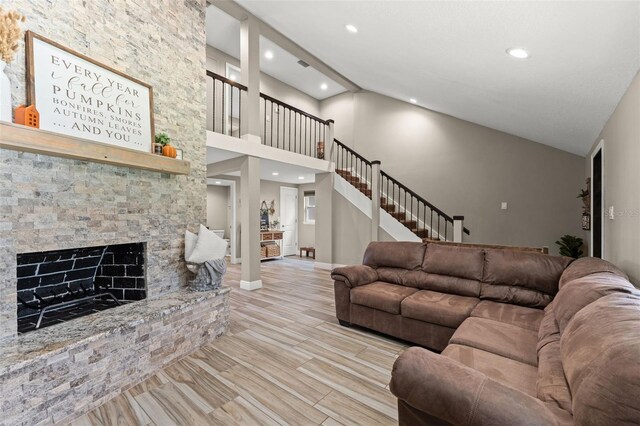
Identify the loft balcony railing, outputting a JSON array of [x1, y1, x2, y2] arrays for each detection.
[[207, 71, 331, 159], [207, 71, 247, 138]]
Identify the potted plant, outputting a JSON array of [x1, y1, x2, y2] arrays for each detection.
[[155, 132, 176, 158], [555, 235, 584, 258]]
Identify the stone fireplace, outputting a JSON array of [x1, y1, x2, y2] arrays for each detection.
[[0, 1, 230, 424], [17, 243, 146, 333]]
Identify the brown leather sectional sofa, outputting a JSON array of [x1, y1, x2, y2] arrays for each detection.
[[331, 241, 640, 425]]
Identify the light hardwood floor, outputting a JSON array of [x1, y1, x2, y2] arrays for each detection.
[[72, 258, 408, 425]]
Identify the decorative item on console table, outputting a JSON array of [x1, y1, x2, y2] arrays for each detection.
[[0, 7, 26, 122]]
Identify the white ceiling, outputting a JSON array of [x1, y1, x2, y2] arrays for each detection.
[[236, 1, 640, 156], [206, 5, 346, 100], [206, 147, 317, 184]]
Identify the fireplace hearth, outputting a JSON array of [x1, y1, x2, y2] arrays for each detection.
[[16, 242, 146, 333]]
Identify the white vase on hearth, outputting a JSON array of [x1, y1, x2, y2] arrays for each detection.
[[0, 61, 12, 122]]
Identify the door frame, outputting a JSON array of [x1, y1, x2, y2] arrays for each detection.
[[280, 186, 299, 256], [590, 139, 604, 258]]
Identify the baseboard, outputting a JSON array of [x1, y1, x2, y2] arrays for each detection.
[[314, 262, 345, 271], [240, 279, 262, 290]]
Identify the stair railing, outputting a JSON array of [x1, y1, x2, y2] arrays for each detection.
[[332, 138, 469, 241], [334, 139, 372, 193], [207, 71, 247, 137], [380, 170, 470, 240]]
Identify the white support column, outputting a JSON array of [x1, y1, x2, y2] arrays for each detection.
[[371, 160, 381, 241], [240, 16, 261, 143], [314, 172, 333, 270], [453, 215, 465, 243], [240, 156, 262, 290]]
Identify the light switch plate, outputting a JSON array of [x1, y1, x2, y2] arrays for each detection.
[[501, 202, 508, 210], [608, 206, 615, 220]]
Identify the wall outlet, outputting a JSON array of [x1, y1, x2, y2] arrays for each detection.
[[608, 206, 615, 220], [501, 202, 508, 210]]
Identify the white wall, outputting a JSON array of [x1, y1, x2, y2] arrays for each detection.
[[585, 71, 640, 285], [322, 91, 585, 255]]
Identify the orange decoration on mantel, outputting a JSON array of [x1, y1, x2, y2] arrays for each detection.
[[15, 104, 40, 128], [162, 144, 177, 158]]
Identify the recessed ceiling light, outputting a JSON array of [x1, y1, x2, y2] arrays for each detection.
[[345, 24, 358, 33], [215, 181, 222, 185], [409, 98, 417, 104], [229, 74, 237, 81], [298, 176, 305, 180], [320, 83, 328, 91], [264, 50, 274, 60], [272, 172, 279, 176], [506, 47, 529, 59]]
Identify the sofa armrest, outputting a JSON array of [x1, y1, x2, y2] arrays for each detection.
[[331, 265, 378, 288], [390, 347, 572, 426]]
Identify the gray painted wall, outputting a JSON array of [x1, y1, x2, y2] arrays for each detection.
[[298, 183, 316, 248], [585, 71, 640, 285], [207, 185, 230, 238], [322, 91, 585, 255]]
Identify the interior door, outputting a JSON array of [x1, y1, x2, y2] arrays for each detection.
[[280, 187, 298, 256]]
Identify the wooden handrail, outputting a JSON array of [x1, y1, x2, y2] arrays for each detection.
[[206, 70, 248, 91], [334, 139, 372, 166], [260, 92, 331, 125]]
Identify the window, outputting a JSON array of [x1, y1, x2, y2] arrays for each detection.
[[304, 192, 316, 225]]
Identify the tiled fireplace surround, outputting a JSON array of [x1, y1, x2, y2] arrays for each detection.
[[0, 0, 230, 424]]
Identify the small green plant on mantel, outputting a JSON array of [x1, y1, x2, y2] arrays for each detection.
[[155, 132, 171, 146], [556, 234, 584, 258]]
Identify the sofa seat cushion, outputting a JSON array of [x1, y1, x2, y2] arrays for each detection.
[[401, 290, 479, 328], [470, 300, 543, 331], [350, 282, 418, 314], [450, 318, 538, 366], [442, 343, 538, 397]]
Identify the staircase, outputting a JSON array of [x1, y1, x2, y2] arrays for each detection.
[[334, 140, 469, 241]]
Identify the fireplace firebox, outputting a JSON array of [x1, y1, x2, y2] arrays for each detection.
[[16, 242, 146, 333]]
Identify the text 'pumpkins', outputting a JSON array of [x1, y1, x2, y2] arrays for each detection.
[[162, 145, 177, 158]]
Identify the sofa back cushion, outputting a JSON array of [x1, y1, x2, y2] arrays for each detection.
[[536, 302, 573, 413], [362, 241, 425, 270], [553, 272, 636, 334], [402, 270, 481, 297], [422, 243, 485, 281], [480, 249, 572, 308], [558, 257, 628, 289], [560, 293, 640, 424]]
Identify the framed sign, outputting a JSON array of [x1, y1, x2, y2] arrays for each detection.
[[25, 31, 154, 152]]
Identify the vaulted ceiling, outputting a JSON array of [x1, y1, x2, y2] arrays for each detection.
[[236, 1, 640, 155]]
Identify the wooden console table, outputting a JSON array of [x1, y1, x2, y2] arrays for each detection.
[[260, 230, 283, 261]]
